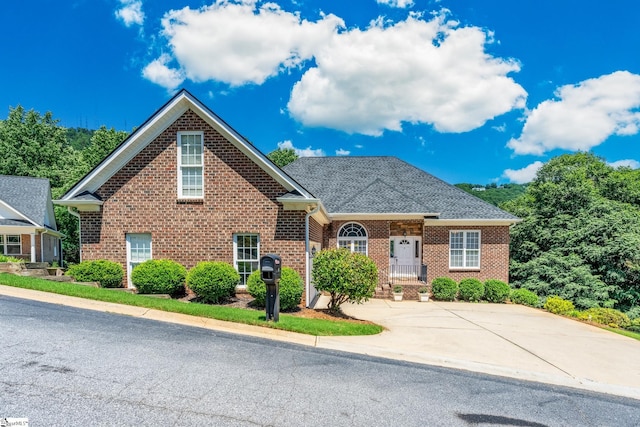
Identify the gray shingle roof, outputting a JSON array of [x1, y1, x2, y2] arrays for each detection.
[[283, 157, 519, 220], [0, 175, 54, 228]]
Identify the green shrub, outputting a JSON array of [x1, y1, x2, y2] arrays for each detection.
[[0, 255, 22, 262], [509, 288, 539, 307], [431, 277, 458, 301], [484, 279, 510, 303], [312, 248, 377, 311], [628, 318, 640, 332], [458, 278, 484, 302], [418, 286, 429, 294], [625, 306, 640, 320], [66, 260, 124, 288], [187, 261, 239, 304], [131, 259, 186, 296], [544, 296, 575, 315], [392, 285, 403, 293], [578, 307, 631, 329], [246, 267, 304, 311]]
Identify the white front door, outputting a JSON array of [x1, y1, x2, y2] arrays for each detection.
[[395, 238, 413, 266], [126, 233, 152, 288], [390, 237, 421, 278]]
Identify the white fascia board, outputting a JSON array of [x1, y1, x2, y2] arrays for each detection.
[[0, 199, 39, 227], [53, 199, 103, 212], [423, 218, 521, 226], [0, 225, 39, 234], [276, 197, 330, 225], [330, 213, 440, 221]]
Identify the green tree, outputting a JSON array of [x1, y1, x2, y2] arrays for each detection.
[[267, 147, 298, 168], [81, 126, 128, 169], [505, 153, 640, 310]]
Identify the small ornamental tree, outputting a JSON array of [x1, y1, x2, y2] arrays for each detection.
[[187, 261, 239, 304], [131, 259, 187, 296], [312, 248, 377, 312], [246, 267, 304, 311]]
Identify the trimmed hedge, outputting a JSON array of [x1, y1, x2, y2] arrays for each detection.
[[544, 296, 575, 315], [509, 288, 539, 307], [131, 259, 186, 296], [431, 277, 458, 301], [484, 279, 510, 303], [578, 307, 631, 329], [246, 267, 304, 311], [458, 278, 484, 302], [187, 261, 239, 304], [66, 260, 124, 288]]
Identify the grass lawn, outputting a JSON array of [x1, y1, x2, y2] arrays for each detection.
[[604, 327, 640, 341], [0, 274, 383, 336]]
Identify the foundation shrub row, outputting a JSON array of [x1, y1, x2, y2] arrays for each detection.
[[431, 277, 515, 304]]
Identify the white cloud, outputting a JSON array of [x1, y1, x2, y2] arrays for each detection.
[[288, 12, 526, 135], [277, 140, 325, 157], [608, 159, 640, 169], [335, 148, 350, 156], [502, 161, 543, 184], [141, 54, 184, 92], [115, 0, 145, 27], [377, 0, 415, 8], [151, 1, 343, 87], [508, 71, 640, 155]]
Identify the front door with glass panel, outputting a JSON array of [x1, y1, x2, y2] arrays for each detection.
[[126, 233, 152, 288], [390, 237, 420, 278]]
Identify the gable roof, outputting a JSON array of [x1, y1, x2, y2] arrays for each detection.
[[0, 175, 57, 230], [283, 157, 519, 223], [57, 89, 317, 207]]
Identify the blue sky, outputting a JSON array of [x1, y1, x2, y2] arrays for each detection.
[[2, 0, 639, 184]]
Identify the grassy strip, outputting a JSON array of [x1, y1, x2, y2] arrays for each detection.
[[0, 274, 383, 336], [603, 327, 640, 341]]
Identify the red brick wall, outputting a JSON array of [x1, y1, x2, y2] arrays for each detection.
[[79, 109, 308, 300], [423, 225, 510, 284]]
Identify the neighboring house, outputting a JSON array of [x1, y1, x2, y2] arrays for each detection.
[[56, 90, 519, 306], [0, 175, 62, 263]]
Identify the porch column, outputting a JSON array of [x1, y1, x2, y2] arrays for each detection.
[[30, 234, 36, 262]]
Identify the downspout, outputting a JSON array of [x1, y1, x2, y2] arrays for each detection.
[[305, 203, 320, 308], [67, 206, 81, 263]]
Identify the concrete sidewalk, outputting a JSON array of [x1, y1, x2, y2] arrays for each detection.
[[2, 285, 639, 400]]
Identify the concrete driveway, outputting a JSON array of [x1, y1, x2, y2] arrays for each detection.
[[315, 298, 640, 399]]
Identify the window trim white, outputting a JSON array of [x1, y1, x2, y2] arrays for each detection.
[[126, 233, 152, 288], [337, 222, 368, 255], [177, 131, 204, 199], [233, 234, 260, 287], [1, 234, 22, 256], [449, 230, 481, 269]]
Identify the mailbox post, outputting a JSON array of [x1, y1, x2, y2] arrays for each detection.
[[260, 254, 281, 322]]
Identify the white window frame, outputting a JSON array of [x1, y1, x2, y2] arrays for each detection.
[[337, 222, 368, 255], [233, 234, 260, 287], [177, 131, 204, 199], [1, 234, 22, 255], [449, 230, 481, 269], [126, 233, 152, 288]]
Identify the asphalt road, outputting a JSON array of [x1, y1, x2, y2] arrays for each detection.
[[1, 296, 639, 427]]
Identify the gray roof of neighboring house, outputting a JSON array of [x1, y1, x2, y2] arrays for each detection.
[[283, 157, 519, 220], [0, 175, 56, 229]]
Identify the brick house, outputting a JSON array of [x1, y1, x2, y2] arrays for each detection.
[[0, 175, 62, 263], [56, 90, 519, 306]]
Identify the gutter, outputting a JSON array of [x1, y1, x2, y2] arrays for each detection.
[[305, 203, 320, 308]]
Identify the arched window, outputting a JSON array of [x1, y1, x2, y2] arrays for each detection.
[[337, 223, 368, 255]]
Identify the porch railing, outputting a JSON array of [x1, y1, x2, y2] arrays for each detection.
[[388, 264, 427, 285]]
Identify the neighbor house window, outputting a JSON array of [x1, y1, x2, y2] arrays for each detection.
[[1, 235, 21, 255], [450, 230, 480, 269], [177, 131, 204, 198], [234, 234, 260, 286], [338, 223, 368, 255]]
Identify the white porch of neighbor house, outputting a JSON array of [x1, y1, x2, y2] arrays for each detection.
[[0, 226, 62, 264]]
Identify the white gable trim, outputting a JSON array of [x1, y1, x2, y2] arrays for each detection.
[[0, 199, 39, 227], [59, 90, 314, 202]]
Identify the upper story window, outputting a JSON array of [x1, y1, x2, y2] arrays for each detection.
[[450, 230, 480, 269], [337, 222, 368, 255], [177, 131, 204, 198]]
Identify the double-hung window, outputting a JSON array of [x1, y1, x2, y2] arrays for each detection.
[[449, 230, 480, 269], [234, 234, 260, 286], [0, 235, 21, 255], [177, 131, 204, 198]]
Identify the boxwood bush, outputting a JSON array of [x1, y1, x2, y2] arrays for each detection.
[[246, 267, 304, 311], [458, 278, 484, 302], [484, 279, 510, 303], [66, 260, 124, 288], [131, 259, 186, 296], [509, 288, 539, 307], [431, 277, 458, 301], [544, 296, 575, 315], [578, 307, 631, 329], [187, 261, 239, 304]]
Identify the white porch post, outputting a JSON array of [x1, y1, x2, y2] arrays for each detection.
[[30, 233, 36, 262]]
